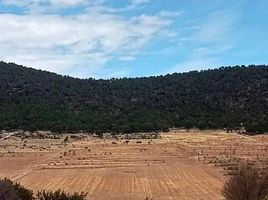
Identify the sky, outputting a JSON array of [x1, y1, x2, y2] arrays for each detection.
[[0, 0, 268, 79]]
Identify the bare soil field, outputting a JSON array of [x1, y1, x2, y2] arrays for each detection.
[[0, 130, 267, 200]]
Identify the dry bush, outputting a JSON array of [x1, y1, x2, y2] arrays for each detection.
[[36, 190, 87, 200], [0, 179, 87, 200], [0, 179, 21, 200], [0, 178, 34, 200], [222, 165, 268, 200]]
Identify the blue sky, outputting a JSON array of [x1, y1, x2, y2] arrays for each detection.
[[0, 0, 267, 78]]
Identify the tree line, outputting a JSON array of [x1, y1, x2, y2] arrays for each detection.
[[0, 61, 267, 134]]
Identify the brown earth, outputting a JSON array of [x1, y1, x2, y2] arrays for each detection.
[[0, 130, 267, 200]]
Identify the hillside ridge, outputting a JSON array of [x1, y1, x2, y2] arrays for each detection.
[[0, 61, 267, 133]]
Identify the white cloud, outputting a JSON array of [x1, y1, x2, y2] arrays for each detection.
[[0, 10, 172, 77], [1, 0, 150, 10], [169, 9, 238, 74], [131, 0, 150, 6], [0, 0, 106, 12], [49, 0, 88, 6], [119, 55, 136, 61], [194, 10, 236, 44], [1, 0, 89, 7], [158, 11, 184, 18], [83, 0, 151, 14], [0, 0, 182, 78]]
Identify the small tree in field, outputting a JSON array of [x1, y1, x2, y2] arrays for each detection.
[[144, 196, 155, 200], [222, 165, 268, 200], [64, 136, 69, 143]]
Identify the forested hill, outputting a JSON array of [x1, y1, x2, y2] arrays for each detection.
[[0, 61, 267, 134]]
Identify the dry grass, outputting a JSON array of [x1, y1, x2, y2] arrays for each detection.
[[0, 130, 267, 200], [222, 165, 268, 200]]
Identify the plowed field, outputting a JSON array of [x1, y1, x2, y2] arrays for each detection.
[[1, 130, 267, 200]]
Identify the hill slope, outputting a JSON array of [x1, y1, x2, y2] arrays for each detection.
[[0, 61, 267, 133]]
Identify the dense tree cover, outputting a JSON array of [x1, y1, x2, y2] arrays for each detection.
[[0, 61, 267, 133]]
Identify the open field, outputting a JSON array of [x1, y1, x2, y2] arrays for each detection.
[[0, 130, 267, 200]]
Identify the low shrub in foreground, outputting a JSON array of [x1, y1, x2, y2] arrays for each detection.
[[222, 165, 268, 200], [0, 179, 87, 200], [0, 178, 21, 200], [0, 178, 34, 200], [36, 190, 87, 200]]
